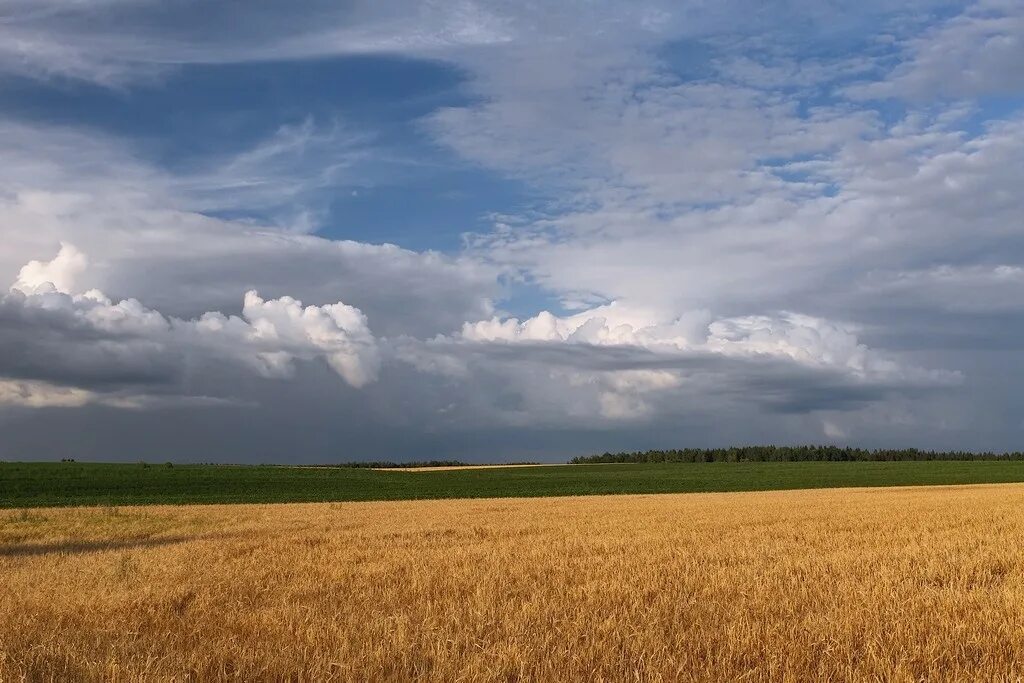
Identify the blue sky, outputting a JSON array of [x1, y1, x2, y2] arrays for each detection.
[[1, 0, 1023, 461]]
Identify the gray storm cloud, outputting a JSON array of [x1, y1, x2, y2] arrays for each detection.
[[0, 244, 381, 407], [0, 1, 1020, 460]]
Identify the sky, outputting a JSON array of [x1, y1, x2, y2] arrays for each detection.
[[1, 0, 1023, 462]]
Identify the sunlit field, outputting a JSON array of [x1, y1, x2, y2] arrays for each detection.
[[4, 485, 1024, 680]]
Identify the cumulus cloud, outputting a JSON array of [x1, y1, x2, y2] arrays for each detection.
[[391, 300, 959, 429], [12, 242, 89, 294], [188, 290, 380, 388], [457, 305, 958, 384], [0, 245, 381, 407]]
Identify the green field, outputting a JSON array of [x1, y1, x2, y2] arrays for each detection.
[[6, 460, 1024, 508]]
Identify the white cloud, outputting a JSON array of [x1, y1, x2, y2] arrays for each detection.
[[12, 241, 88, 294], [383, 298, 960, 433], [0, 115, 372, 235], [0, 119, 498, 337], [188, 290, 380, 388], [1, 245, 382, 407], [0, 0, 957, 87], [847, 1, 1024, 100], [0, 0, 517, 86], [459, 102, 1024, 328], [459, 305, 957, 386]]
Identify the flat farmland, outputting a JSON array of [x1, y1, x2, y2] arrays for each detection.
[[9, 460, 1024, 507], [4, 484, 1024, 680]]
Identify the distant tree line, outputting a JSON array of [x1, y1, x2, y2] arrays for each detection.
[[570, 446, 1024, 464], [330, 460, 539, 469]]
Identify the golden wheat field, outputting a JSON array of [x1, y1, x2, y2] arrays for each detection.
[[4, 485, 1024, 681]]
